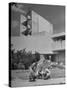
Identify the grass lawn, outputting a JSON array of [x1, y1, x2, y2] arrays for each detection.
[[11, 67, 65, 81]]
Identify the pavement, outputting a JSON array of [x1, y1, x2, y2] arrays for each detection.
[[11, 77, 65, 87]]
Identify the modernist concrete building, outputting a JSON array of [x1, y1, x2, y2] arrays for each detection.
[[11, 4, 65, 64], [20, 10, 53, 36], [11, 9, 53, 54]]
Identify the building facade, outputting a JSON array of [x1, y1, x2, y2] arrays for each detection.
[[51, 32, 65, 64], [11, 8, 53, 54], [11, 4, 65, 64], [20, 10, 53, 36]]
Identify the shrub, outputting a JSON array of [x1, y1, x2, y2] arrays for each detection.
[[11, 48, 40, 70], [17, 63, 25, 69], [35, 51, 40, 62]]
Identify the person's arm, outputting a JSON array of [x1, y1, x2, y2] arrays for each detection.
[[29, 63, 35, 72], [46, 69, 51, 76]]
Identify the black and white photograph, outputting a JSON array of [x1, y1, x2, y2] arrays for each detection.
[[9, 2, 65, 87]]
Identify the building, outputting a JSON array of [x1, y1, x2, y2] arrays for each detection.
[[51, 32, 65, 64], [20, 10, 53, 36], [11, 6, 53, 55], [11, 3, 65, 64]]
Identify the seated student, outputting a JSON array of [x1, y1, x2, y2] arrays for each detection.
[[29, 62, 38, 81], [42, 68, 51, 80]]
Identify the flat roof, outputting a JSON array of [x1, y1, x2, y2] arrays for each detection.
[[52, 48, 65, 51], [51, 32, 65, 38]]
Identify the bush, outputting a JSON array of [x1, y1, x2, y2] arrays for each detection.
[[17, 63, 25, 69], [11, 48, 40, 70], [35, 51, 40, 62]]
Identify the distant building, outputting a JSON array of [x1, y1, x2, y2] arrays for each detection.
[[51, 32, 65, 64]]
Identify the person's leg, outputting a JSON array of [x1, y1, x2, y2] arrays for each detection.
[[29, 71, 36, 82], [46, 73, 50, 79], [42, 73, 47, 79], [43, 72, 50, 80]]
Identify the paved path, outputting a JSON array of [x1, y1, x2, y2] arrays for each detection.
[[11, 78, 65, 87]]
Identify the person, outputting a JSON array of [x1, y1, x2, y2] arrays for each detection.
[[29, 62, 38, 82], [42, 68, 51, 80], [35, 54, 45, 79]]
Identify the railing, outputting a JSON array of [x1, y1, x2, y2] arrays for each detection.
[[52, 40, 65, 51]]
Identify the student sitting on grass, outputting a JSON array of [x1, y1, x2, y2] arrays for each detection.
[[29, 62, 38, 82], [41, 68, 51, 80]]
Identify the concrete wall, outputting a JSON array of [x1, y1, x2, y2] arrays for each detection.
[[11, 34, 53, 54], [11, 10, 53, 54], [32, 11, 39, 34], [32, 11, 53, 35], [11, 10, 53, 36], [20, 15, 27, 36]]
